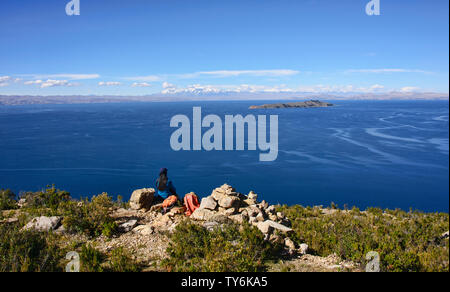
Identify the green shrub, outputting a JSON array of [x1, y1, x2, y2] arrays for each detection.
[[162, 220, 281, 272], [108, 247, 140, 272], [0, 189, 17, 211], [21, 185, 70, 215], [60, 193, 118, 238], [278, 205, 449, 272], [0, 224, 63, 272], [80, 244, 105, 272]]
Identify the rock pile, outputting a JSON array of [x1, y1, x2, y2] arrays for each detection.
[[190, 184, 304, 254]]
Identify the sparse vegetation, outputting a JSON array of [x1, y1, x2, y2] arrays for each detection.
[[278, 204, 449, 272], [162, 220, 282, 272], [0, 189, 17, 211], [0, 223, 64, 272], [60, 192, 118, 238]]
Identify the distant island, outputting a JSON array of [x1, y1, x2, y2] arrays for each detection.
[[249, 100, 334, 109]]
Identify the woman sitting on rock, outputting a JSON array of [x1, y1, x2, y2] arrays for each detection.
[[155, 168, 178, 213]]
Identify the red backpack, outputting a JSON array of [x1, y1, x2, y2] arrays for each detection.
[[184, 192, 200, 216]]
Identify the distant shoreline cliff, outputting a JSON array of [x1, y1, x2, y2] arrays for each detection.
[[249, 100, 334, 109]]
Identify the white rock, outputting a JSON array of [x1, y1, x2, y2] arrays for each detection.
[[132, 224, 154, 235], [120, 219, 138, 232], [256, 212, 265, 222], [191, 208, 216, 221], [299, 243, 309, 255], [284, 238, 296, 250], [23, 216, 62, 232], [200, 196, 217, 210], [256, 221, 274, 234], [229, 214, 245, 224], [264, 220, 293, 233], [266, 205, 276, 214], [218, 196, 239, 209], [248, 191, 258, 201]]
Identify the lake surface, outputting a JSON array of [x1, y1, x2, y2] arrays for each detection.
[[0, 100, 448, 212]]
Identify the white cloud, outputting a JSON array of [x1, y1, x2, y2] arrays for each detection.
[[400, 86, 420, 93], [162, 82, 176, 89], [0, 76, 11, 87], [24, 79, 77, 88], [98, 81, 121, 86], [20, 73, 100, 80], [162, 83, 294, 95], [345, 69, 433, 74], [131, 82, 152, 88], [24, 80, 43, 85], [160, 83, 391, 95]]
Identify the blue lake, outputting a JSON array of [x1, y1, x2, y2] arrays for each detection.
[[0, 100, 448, 212]]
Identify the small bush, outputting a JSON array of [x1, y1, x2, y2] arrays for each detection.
[[108, 247, 140, 272], [0, 189, 17, 211], [60, 193, 118, 238], [0, 224, 63, 272], [162, 220, 281, 272], [80, 244, 104, 272], [21, 185, 70, 215]]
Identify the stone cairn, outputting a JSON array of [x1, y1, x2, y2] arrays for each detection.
[[191, 184, 307, 255]]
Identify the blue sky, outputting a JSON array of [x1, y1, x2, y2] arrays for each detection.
[[0, 0, 448, 96]]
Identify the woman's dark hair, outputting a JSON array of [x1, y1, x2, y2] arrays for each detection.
[[157, 168, 168, 191]]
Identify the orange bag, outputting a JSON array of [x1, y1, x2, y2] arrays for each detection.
[[184, 192, 200, 216], [162, 195, 178, 209]]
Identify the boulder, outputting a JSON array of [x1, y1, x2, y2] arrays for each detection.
[[256, 221, 274, 234], [129, 188, 155, 210], [17, 198, 27, 208], [200, 196, 217, 210], [248, 191, 258, 201], [247, 206, 261, 217], [221, 208, 237, 216], [299, 243, 309, 255], [284, 238, 296, 250], [266, 205, 276, 214], [218, 196, 240, 209], [191, 208, 216, 221], [268, 214, 278, 222], [23, 216, 62, 232], [210, 214, 231, 224], [259, 200, 269, 210], [120, 219, 138, 232], [264, 220, 293, 233], [243, 199, 257, 206], [132, 224, 154, 235], [229, 214, 246, 224], [256, 212, 265, 222], [277, 212, 285, 219]]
